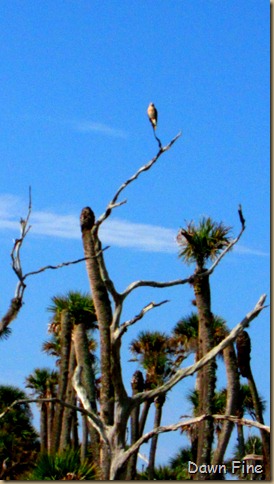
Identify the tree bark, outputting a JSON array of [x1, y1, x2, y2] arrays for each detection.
[[40, 401, 48, 453], [147, 393, 165, 479], [126, 371, 144, 480], [80, 207, 114, 478], [211, 343, 240, 478], [60, 344, 76, 452], [73, 321, 99, 464], [194, 271, 216, 479], [52, 310, 72, 454]]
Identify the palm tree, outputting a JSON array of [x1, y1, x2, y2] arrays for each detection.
[[172, 311, 238, 467], [129, 330, 174, 479], [47, 291, 98, 459], [0, 385, 39, 479], [25, 368, 58, 453], [177, 217, 232, 476]]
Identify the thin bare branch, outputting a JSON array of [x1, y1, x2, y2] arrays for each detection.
[[122, 206, 246, 300], [203, 211, 246, 278], [0, 397, 94, 421], [94, 131, 181, 230], [122, 276, 191, 299], [23, 248, 109, 280], [115, 299, 169, 340]]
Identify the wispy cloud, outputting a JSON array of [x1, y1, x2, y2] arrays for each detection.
[[16, 113, 127, 139], [71, 120, 127, 139], [0, 196, 269, 256]]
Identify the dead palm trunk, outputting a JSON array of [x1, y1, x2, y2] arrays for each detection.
[[211, 343, 240, 477], [80, 207, 114, 479], [147, 393, 166, 480], [194, 271, 216, 478], [52, 310, 72, 454]]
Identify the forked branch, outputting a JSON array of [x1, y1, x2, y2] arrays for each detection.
[[94, 131, 182, 231]]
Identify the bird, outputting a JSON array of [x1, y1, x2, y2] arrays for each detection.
[[147, 102, 158, 129]]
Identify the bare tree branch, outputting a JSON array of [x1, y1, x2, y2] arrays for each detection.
[[111, 413, 269, 477], [24, 249, 109, 280], [94, 131, 182, 231], [72, 365, 110, 447], [132, 294, 267, 404], [115, 299, 169, 340], [0, 397, 93, 421], [0, 186, 109, 336]]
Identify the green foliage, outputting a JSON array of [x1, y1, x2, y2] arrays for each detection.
[[27, 449, 98, 480], [129, 331, 174, 387], [47, 291, 97, 327], [0, 385, 39, 479], [177, 217, 232, 269]]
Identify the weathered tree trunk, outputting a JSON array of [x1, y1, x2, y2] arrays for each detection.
[[80, 207, 114, 479], [147, 393, 166, 480], [211, 343, 240, 478], [52, 310, 72, 454], [194, 270, 216, 479], [73, 321, 99, 464]]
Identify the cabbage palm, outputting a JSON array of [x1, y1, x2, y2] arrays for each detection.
[[25, 368, 58, 453], [129, 331, 174, 479], [177, 217, 232, 476], [47, 291, 98, 457]]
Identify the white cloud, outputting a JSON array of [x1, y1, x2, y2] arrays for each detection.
[[71, 120, 127, 139], [0, 196, 269, 256]]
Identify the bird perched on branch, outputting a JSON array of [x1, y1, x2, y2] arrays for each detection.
[[147, 102, 158, 130]]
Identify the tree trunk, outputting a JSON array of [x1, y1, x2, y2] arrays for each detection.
[[236, 331, 270, 479], [80, 207, 114, 479], [247, 371, 270, 479], [194, 271, 216, 479], [40, 401, 48, 453], [73, 321, 99, 464], [147, 393, 165, 480], [46, 388, 55, 453], [211, 343, 240, 478], [52, 310, 72, 453], [126, 371, 144, 480], [60, 344, 76, 452]]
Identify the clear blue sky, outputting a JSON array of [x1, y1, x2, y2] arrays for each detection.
[[0, 1, 270, 467]]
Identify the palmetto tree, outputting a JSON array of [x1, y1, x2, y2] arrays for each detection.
[[47, 291, 98, 457], [177, 217, 232, 476], [172, 311, 239, 467], [129, 330, 174, 479], [25, 368, 58, 453]]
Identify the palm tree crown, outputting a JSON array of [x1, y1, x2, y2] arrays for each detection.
[[177, 217, 232, 269]]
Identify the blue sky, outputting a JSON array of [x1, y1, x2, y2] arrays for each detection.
[[0, 1, 270, 467]]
